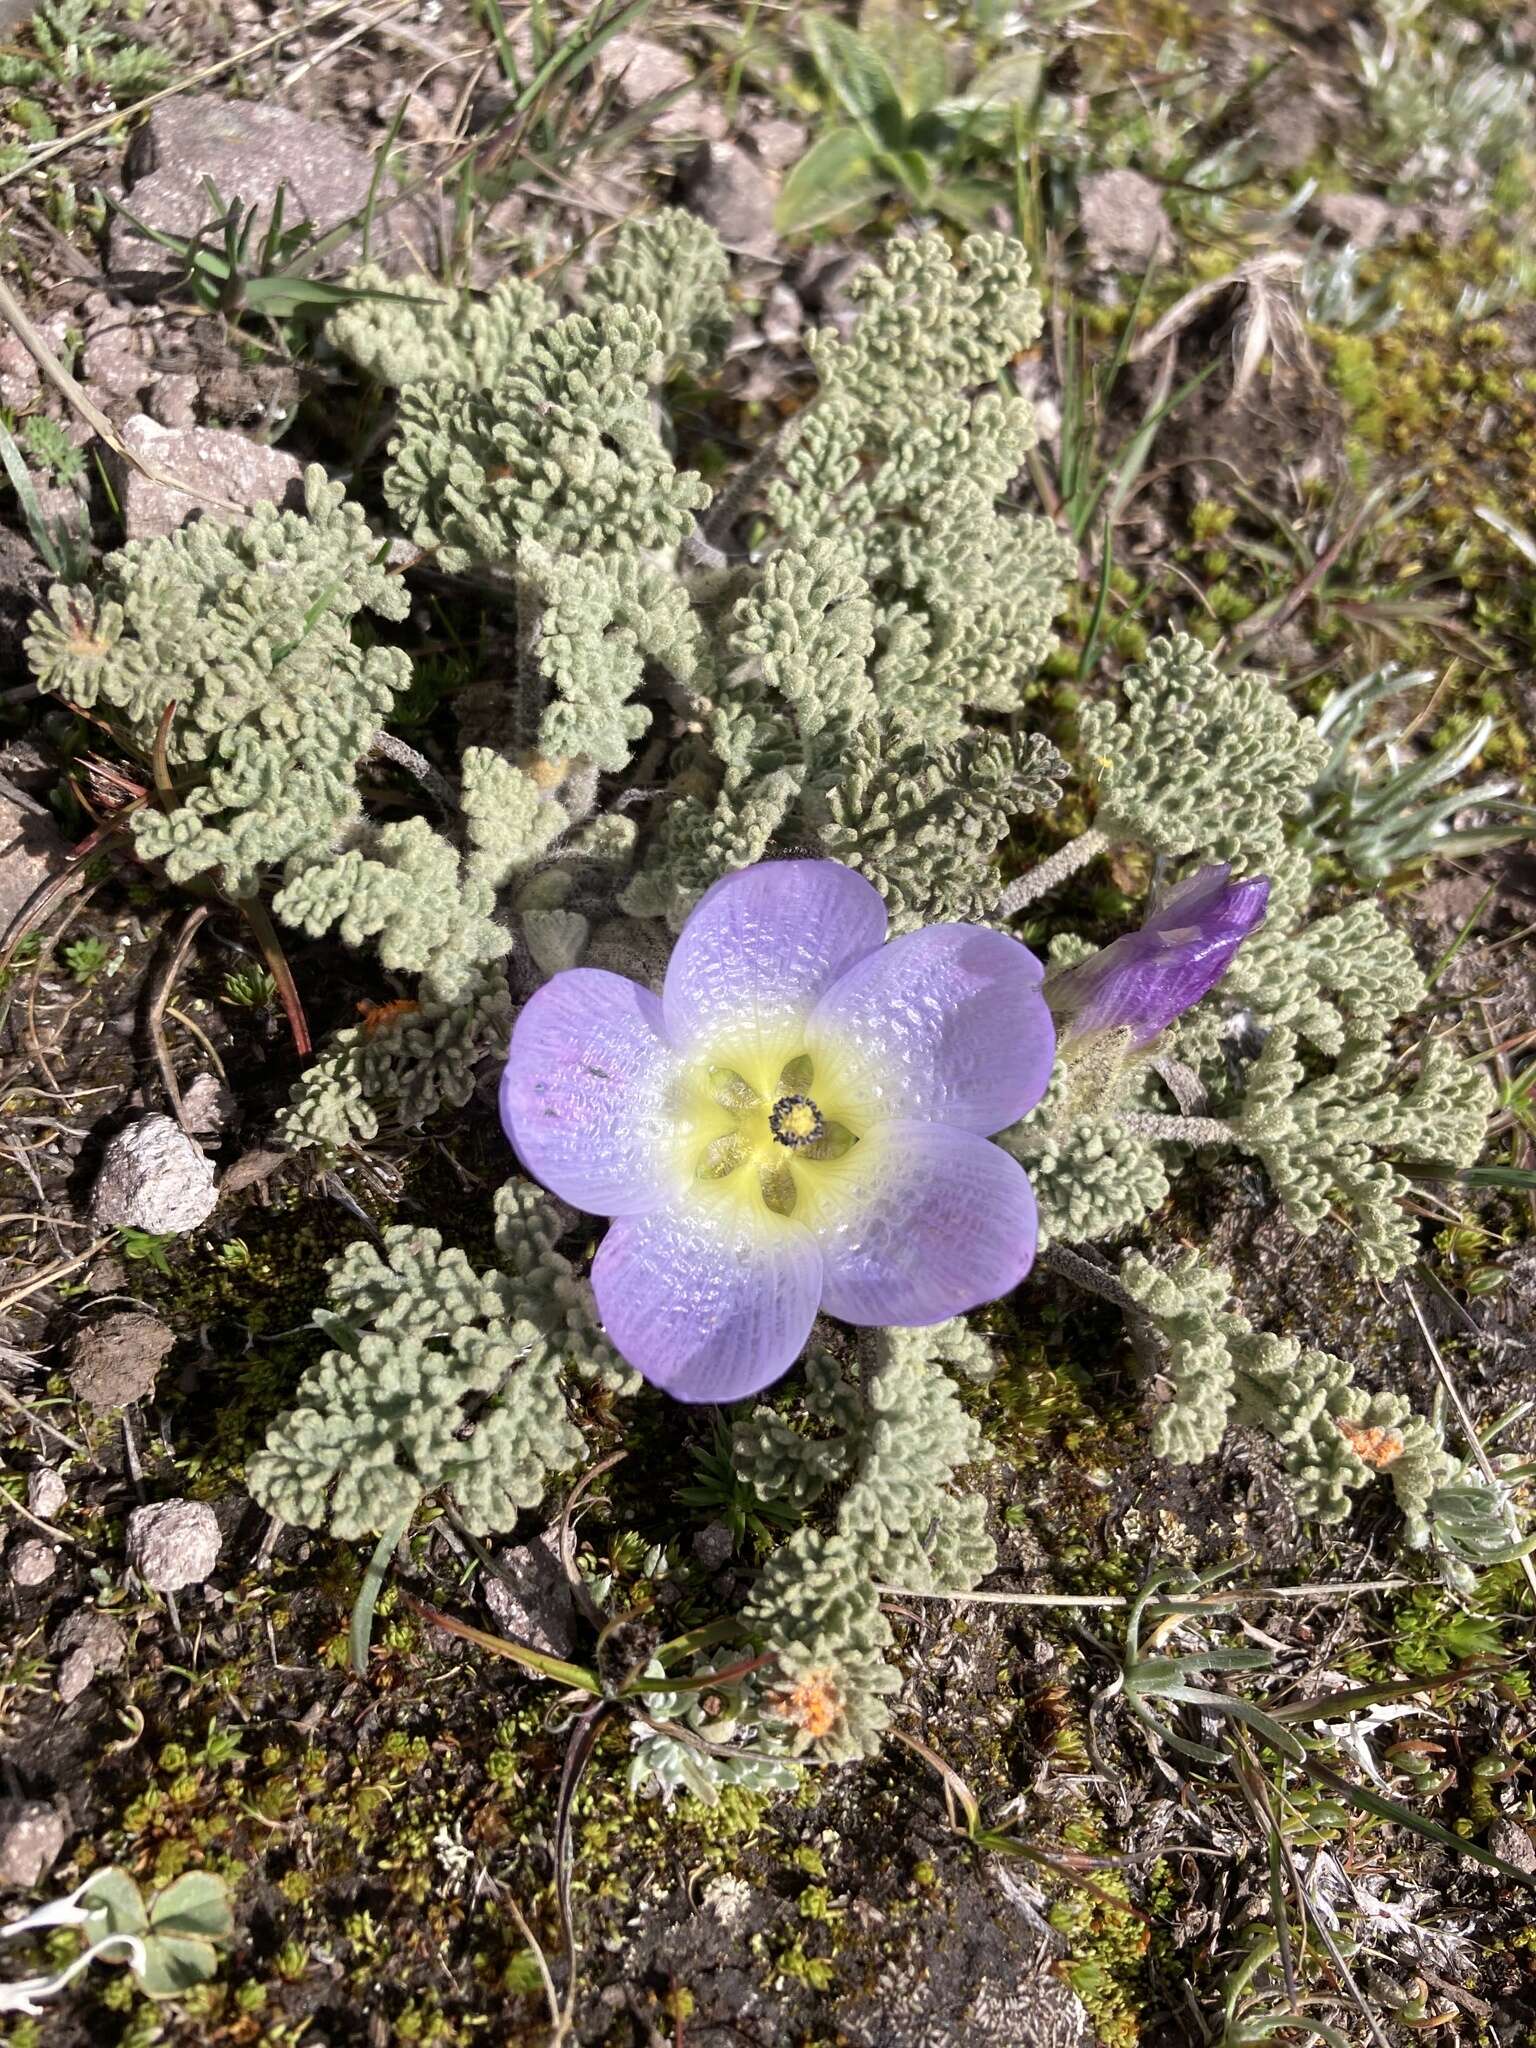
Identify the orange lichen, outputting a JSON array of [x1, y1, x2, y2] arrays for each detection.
[[1335, 1417, 1406, 1469], [771, 1670, 843, 1743], [357, 998, 421, 1037]]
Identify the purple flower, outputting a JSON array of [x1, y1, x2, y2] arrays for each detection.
[[1046, 863, 1269, 1049], [501, 860, 1055, 1403]]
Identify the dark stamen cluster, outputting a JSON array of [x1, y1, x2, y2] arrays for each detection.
[[768, 1093, 825, 1150]]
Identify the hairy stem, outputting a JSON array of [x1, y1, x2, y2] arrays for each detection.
[[1037, 1242, 1143, 1315], [1117, 1112, 1238, 1146], [511, 585, 546, 754], [368, 731, 459, 812], [996, 827, 1109, 916]]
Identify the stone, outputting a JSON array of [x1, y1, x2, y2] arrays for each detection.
[[0, 1800, 65, 1888], [126, 1499, 222, 1591], [9, 1537, 57, 1587], [595, 33, 726, 139], [0, 792, 69, 952], [145, 372, 200, 430], [1488, 1817, 1536, 1875], [89, 1115, 219, 1234], [1316, 191, 1395, 249], [761, 282, 803, 348], [482, 1531, 577, 1658], [0, 328, 39, 410], [108, 95, 431, 278], [27, 1468, 67, 1521], [66, 1311, 177, 1409], [81, 307, 152, 405], [180, 1071, 236, 1141], [1079, 168, 1171, 269], [691, 1520, 735, 1570], [750, 117, 808, 172], [104, 414, 305, 541], [53, 1608, 128, 1703], [683, 141, 777, 257]]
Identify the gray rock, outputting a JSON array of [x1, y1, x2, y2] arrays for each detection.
[[26, 1468, 66, 1521], [0, 792, 69, 951], [482, 1531, 577, 1658], [1079, 168, 1171, 268], [1255, 95, 1321, 172], [180, 1070, 236, 1141], [66, 1310, 177, 1409], [595, 33, 725, 139], [81, 306, 152, 405], [89, 1114, 219, 1234], [761, 282, 803, 348], [1488, 1817, 1536, 1875], [691, 1520, 735, 1570], [104, 413, 306, 541], [683, 141, 777, 256], [750, 117, 808, 172], [126, 1498, 222, 1592], [9, 1537, 57, 1587], [0, 1800, 66, 1888], [1316, 191, 1395, 249], [109, 95, 431, 278], [54, 1608, 128, 1703], [145, 372, 200, 430], [57, 1650, 96, 1704], [54, 1606, 129, 1671], [0, 328, 39, 410]]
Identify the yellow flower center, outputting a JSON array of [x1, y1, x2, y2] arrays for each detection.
[[685, 1052, 860, 1222]]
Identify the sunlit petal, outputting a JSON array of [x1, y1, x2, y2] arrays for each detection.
[[807, 924, 1055, 1134], [593, 1200, 824, 1402], [804, 1120, 1038, 1326], [663, 859, 887, 1078], [501, 969, 684, 1216]]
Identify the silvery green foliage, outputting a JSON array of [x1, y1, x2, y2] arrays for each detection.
[[744, 1529, 902, 1764], [326, 266, 555, 387], [1119, 1250, 1451, 1529], [1002, 1070, 1171, 1248], [813, 724, 1065, 932], [521, 539, 711, 772], [248, 1180, 615, 1539], [1235, 1025, 1491, 1278], [272, 748, 564, 1004], [1078, 634, 1329, 861], [278, 962, 511, 1151], [734, 1323, 998, 1761], [580, 206, 732, 373], [27, 468, 412, 897], [385, 305, 711, 572], [627, 1661, 801, 1806]]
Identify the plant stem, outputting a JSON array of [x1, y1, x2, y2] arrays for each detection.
[[996, 826, 1108, 916], [1117, 1112, 1237, 1146], [1036, 1241, 1142, 1314], [368, 731, 459, 812]]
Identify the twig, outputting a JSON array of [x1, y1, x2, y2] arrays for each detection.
[[996, 828, 1108, 917], [146, 905, 210, 1130], [0, 1235, 115, 1318], [0, 1486, 82, 1547], [872, 1577, 1410, 1608], [236, 894, 311, 1055], [0, 1383, 90, 1457]]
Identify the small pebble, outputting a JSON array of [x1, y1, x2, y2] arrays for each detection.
[[89, 1114, 218, 1235], [26, 1468, 67, 1521], [0, 1800, 66, 1887], [9, 1537, 58, 1588], [127, 1499, 222, 1592]]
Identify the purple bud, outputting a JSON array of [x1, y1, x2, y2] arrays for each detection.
[[1046, 864, 1270, 1049]]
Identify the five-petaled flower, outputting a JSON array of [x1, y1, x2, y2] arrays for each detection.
[[501, 860, 1055, 1402], [1045, 863, 1270, 1051]]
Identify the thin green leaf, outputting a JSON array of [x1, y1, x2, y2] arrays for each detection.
[[350, 1501, 414, 1678], [775, 127, 889, 234]]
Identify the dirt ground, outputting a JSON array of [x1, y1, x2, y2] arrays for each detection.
[[2, 2, 1535, 2044]]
